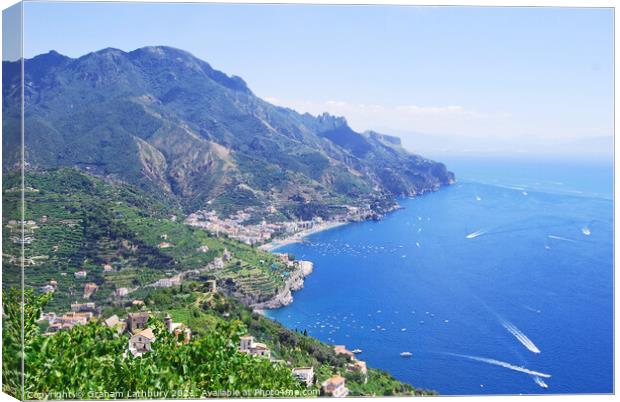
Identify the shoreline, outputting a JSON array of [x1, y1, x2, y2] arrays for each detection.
[[258, 220, 351, 252]]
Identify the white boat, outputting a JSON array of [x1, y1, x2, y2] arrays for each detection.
[[352, 349, 363, 354], [534, 377, 548, 389], [400, 352, 413, 357], [582, 227, 591, 236]]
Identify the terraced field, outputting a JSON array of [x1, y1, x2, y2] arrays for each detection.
[[220, 260, 284, 300], [2, 168, 295, 312]]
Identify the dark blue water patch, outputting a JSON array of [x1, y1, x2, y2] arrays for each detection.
[[267, 175, 613, 395]]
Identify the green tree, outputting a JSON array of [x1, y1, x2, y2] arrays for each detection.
[[4, 290, 305, 400]]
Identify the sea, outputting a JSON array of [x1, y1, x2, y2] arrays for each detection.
[[267, 157, 614, 395]]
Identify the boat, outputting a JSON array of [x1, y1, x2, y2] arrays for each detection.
[[400, 352, 413, 357], [352, 349, 363, 354], [534, 377, 548, 389], [582, 227, 591, 236]]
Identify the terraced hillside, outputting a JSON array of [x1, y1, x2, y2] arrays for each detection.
[[2, 168, 296, 312]]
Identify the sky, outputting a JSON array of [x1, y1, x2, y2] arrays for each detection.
[[12, 2, 616, 158]]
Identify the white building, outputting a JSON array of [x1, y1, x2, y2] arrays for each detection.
[[128, 328, 156, 357], [292, 367, 315, 387], [321, 375, 349, 398], [239, 335, 271, 359], [164, 314, 192, 344]]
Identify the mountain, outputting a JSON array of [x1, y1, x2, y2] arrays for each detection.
[[3, 46, 454, 216]]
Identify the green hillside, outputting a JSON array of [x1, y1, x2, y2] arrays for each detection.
[[3, 168, 294, 312]]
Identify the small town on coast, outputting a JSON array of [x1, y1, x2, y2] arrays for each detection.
[[184, 202, 391, 250]]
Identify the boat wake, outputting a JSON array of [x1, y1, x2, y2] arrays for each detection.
[[523, 305, 541, 314], [466, 230, 486, 239], [502, 320, 541, 354], [547, 235, 577, 243], [447, 353, 551, 378]]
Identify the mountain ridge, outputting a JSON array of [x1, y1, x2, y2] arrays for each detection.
[[3, 45, 455, 217]]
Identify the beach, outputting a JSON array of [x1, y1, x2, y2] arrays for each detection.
[[259, 220, 350, 252]]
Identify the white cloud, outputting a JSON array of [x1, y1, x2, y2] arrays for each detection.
[[265, 97, 500, 137], [264, 97, 611, 157]]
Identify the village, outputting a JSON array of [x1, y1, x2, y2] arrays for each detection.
[[37, 281, 367, 398], [184, 205, 375, 246]]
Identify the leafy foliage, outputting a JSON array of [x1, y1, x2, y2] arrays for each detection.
[[5, 290, 306, 400]]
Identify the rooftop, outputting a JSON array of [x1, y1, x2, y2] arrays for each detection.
[[136, 328, 155, 340]]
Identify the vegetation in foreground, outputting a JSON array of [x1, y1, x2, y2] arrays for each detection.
[[3, 288, 436, 399], [3, 289, 303, 400]]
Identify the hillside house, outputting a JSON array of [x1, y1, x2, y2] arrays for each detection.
[[128, 328, 155, 357], [71, 302, 98, 314], [104, 314, 127, 334], [334, 345, 355, 358], [158, 242, 173, 249], [47, 311, 92, 333], [292, 367, 315, 387], [321, 375, 349, 398], [239, 335, 271, 359], [197, 245, 210, 253], [153, 277, 181, 288], [103, 264, 113, 272], [39, 312, 56, 323], [74, 270, 87, 279], [115, 287, 130, 297], [127, 311, 150, 333], [164, 314, 192, 344], [83, 283, 98, 299]]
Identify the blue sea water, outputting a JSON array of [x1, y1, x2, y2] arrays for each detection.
[[267, 157, 613, 395]]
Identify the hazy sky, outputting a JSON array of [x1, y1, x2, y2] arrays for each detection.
[[19, 2, 614, 157]]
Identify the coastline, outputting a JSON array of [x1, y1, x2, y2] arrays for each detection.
[[250, 220, 350, 310], [258, 220, 350, 252], [253, 190, 447, 310]]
